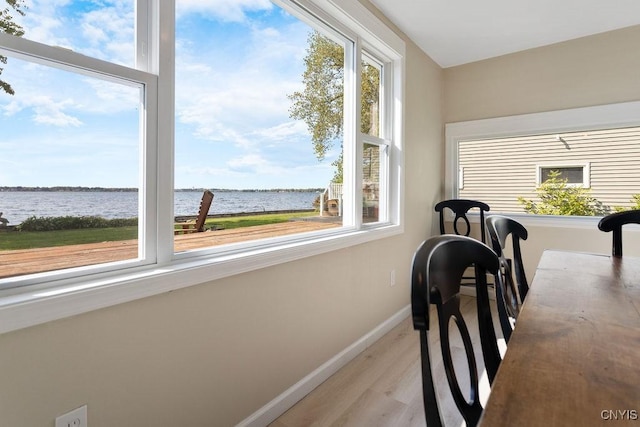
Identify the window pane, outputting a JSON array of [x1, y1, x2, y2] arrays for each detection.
[[361, 57, 381, 138], [458, 127, 640, 215], [0, 56, 142, 279], [8, 1, 135, 67], [540, 167, 583, 184], [362, 144, 380, 222], [173, 1, 344, 252]]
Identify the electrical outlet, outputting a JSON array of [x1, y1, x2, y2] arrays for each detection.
[[55, 405, 87, 427], [390, 269, 396, 286]]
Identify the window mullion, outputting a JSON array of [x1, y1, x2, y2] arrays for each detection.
[[135, 0, 149, 72], [155, 0, 175, 264], [377, 143, 389, 223], [341, 37, 359, 228], [353, 39, 364, 229]]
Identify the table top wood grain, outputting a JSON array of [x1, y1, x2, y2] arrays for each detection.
[[478, 249, 640, 426]]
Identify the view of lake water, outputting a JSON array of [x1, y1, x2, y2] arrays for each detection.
[[0, 191, 319, 225]]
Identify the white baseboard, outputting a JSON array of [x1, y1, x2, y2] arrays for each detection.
[[460, 284, 496, 300], [236, 304, 412, 427]]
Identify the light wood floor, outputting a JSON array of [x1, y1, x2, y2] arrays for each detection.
[[270, 295, 502, 427]]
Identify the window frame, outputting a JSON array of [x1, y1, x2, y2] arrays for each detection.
[[536, 163, 591, 188], [445, 100, 640, 228], [359, 49, 390, 224], [0, 0, 405, 334], [0, 27, 159, 289]]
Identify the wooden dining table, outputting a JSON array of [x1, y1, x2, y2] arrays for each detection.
[[478, 249, 640, 426]]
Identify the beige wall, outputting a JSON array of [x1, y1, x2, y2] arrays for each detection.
[[444, 25, 640, 123], [444, 24, 640, 276], [0, 6, 444, 427]]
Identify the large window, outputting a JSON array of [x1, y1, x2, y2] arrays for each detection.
[[171, 2, 397, 254], [446, 102, 640, 221], [0, 1, 404, 332], [0, 0, 155, 286]]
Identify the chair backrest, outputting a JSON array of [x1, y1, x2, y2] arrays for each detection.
[[485, 215, 529, 342], [411, 235, 502, 427], [194, 190, 214, 232], [597, 209, 640, 257], [434, 199, 490, 243]]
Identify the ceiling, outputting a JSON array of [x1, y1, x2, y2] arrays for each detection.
[[369, 0, 640, 68]]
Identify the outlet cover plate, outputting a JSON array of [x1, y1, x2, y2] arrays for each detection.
[[55, 405, 87, 427]]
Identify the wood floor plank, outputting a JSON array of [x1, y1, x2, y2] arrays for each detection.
[[270, 295, 499, 427], [272, 318, 418, 426], [368, 339, 421, 405], [329, 388, 408, 427]]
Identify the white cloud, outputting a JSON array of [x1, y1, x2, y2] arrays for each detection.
[[2, 94, 82, 127], [20, 0, 134, 66], [79, 5, 134, 65], [228, 153, 269, 170], [179, 152, 313, 180], [1, 0, 332, 188], [83, 79, 140, 114], [177, 0, 273, 23], [171, 7, 332, 188], [174, 13, 310, 150], [31, 97, 83, 127], [179, 165, 243, 177], [17, 1, 73, 47], [251, 121, 308, 143], [0, 120, 140, 187], [0, 59, 139, 128]]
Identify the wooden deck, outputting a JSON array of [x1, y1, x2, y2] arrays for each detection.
[[0, 220, 339, 279]]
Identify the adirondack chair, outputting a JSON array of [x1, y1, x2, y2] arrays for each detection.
[[174, 190, 214, 235]]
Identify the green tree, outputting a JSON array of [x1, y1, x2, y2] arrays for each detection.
[[518, 170, 608, 216], [0, 0, 26, 95], [288, 31, 380, 182]]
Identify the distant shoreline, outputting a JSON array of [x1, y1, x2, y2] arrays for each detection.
[[0, 186, 324, 193]]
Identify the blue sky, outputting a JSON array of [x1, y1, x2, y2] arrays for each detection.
[[0, 0, 338, 189]]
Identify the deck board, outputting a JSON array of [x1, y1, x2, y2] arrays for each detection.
[[0, 221, 339, 278]]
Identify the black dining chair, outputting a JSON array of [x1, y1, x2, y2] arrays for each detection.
[[597, 209, 640, 257], [434, 199, 490, 243], [411, 235, 503, 427], [486, 215, 529, 343], [434, 199, 491, 288]]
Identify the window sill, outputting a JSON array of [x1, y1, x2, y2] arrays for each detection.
[[463, 212, 640, 230], [0, 223, 402, 335], [500, 213, 602, 229]]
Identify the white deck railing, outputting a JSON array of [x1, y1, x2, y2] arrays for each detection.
[[320, 183, 343, 216]]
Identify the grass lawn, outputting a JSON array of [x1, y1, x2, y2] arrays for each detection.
[[206, 211, 317, 230], [0, 212, 319, 250], [0, 227, 139, 250]]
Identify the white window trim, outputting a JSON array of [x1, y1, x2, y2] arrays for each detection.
[[536, 162, 591, 188], [0, 0, 405, 334], [445, 100, 640, 229], [0, 31, 160, 288], [0, 225, 400, 334]]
